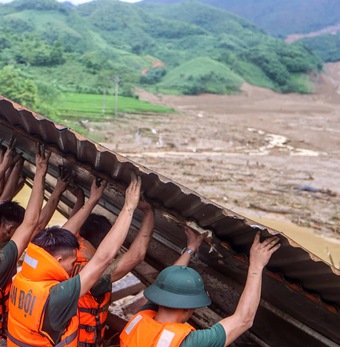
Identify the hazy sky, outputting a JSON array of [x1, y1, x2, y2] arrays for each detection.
[[0, 0, 142, 4]]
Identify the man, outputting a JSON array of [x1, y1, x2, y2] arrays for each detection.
[[0, 201, 25, 246], [120, 232, 280, 347], [66, 190, 155, 347], [0, 144, 49, 342], [7, 174, 142, 347]]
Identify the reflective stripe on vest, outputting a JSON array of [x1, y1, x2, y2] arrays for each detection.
[[124, 314, 142, 335], [156, 329, 176, 347]]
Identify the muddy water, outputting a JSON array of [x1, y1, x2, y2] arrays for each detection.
[[13, 185, 67, 227]]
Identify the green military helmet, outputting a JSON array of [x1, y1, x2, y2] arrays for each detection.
[[144, 265, 211, 309]]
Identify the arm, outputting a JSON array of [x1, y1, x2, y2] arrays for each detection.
[[78, 174, 141, 297], [34, 166, 73, 235], [173, 226, 205, 266], [105, 199, 155, 282], [0, 137, 17, 196], [11, 144, 50, 258], [68, 185, 85, 218], [0, 154, 24, 201], [62, 178, 105, 235], [220, 232, 280, 346]]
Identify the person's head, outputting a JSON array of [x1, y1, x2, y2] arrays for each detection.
[[31, 226, 79, 276], [79, 213, 112, 249], [0, 201, 25, 242], [144, 265, 211, 321]]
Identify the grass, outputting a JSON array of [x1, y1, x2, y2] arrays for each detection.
[[55, 92, 174, 120], [288, 73, 313, 94]]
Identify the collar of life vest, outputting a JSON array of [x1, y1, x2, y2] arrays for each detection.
[[21, 243, 70, 282]]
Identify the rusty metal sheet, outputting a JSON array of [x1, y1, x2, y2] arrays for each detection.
[[0, 96, 339, 346]]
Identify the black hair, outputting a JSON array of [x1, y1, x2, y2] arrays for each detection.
[[32, 226, 79, 256], [80, 213, 112, 249], [0, 201, 25, 226]]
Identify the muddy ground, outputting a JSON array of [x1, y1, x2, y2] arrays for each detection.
[[95, 63, 340, 242]]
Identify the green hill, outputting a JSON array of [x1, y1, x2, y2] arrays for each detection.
[[299, 33, 340, 63], [0, 0, 322, 100], [158, 57, 243, 94]]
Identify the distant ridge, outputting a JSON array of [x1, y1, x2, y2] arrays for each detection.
[[142, 0, 340, 37]]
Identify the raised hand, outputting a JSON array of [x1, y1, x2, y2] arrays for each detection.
[[249, 232, 280, 271], [35, 144, 51, 177], [1, 136, 18, 168], [54, 166, 75, 194], [89, 177, 107, 202], [184, 226, 205, 253], [124, 172, 141, 212]]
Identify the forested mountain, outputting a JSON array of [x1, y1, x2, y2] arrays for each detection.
[[0, 0, 322, 99], [143, 0, 340, 37]]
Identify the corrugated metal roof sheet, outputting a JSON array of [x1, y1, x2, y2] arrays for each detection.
[[0, 96, 339, 347]]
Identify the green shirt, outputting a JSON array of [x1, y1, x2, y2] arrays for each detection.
[[0, 240, 18, 289], [139, 302, 226, 347], [181, 323, 226, 347], [42, 275, 81, 343]]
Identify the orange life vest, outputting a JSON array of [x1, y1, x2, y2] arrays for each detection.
[[120, 310, 195, 347], [7, 243, 79, 347], [72, 237, 111, 347], [0, 280, 11, 339]]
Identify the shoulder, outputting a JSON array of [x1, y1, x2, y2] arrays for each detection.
[[0, 240, 18, 268], [0, 241, 18, 289], [181, 323, 226, 347], [50, 275, 81, 300], [1, 240, 18, 256]]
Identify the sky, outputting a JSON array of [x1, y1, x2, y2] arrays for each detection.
[[0, 0, 142, 4]]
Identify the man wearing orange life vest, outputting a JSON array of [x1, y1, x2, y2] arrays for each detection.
[[63, 186, 155, 347], [120, 231, 280, 347], [0, 143, 50, 345], [7, 174, 142, 347]]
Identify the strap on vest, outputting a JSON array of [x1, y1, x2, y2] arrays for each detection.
[[7, 330, 77, 347], [54, 331, 78, 347], [78, 304, 109, 316], [79, 323, 105, 333], [78, 342, 98, 347], [7, 332, 36, 347]]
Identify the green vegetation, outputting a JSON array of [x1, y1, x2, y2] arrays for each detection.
[[300, 33, 340, 63], [158, 57, 243, 94], [0, 0, 324, 106], [56, 92, 174, 120]]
